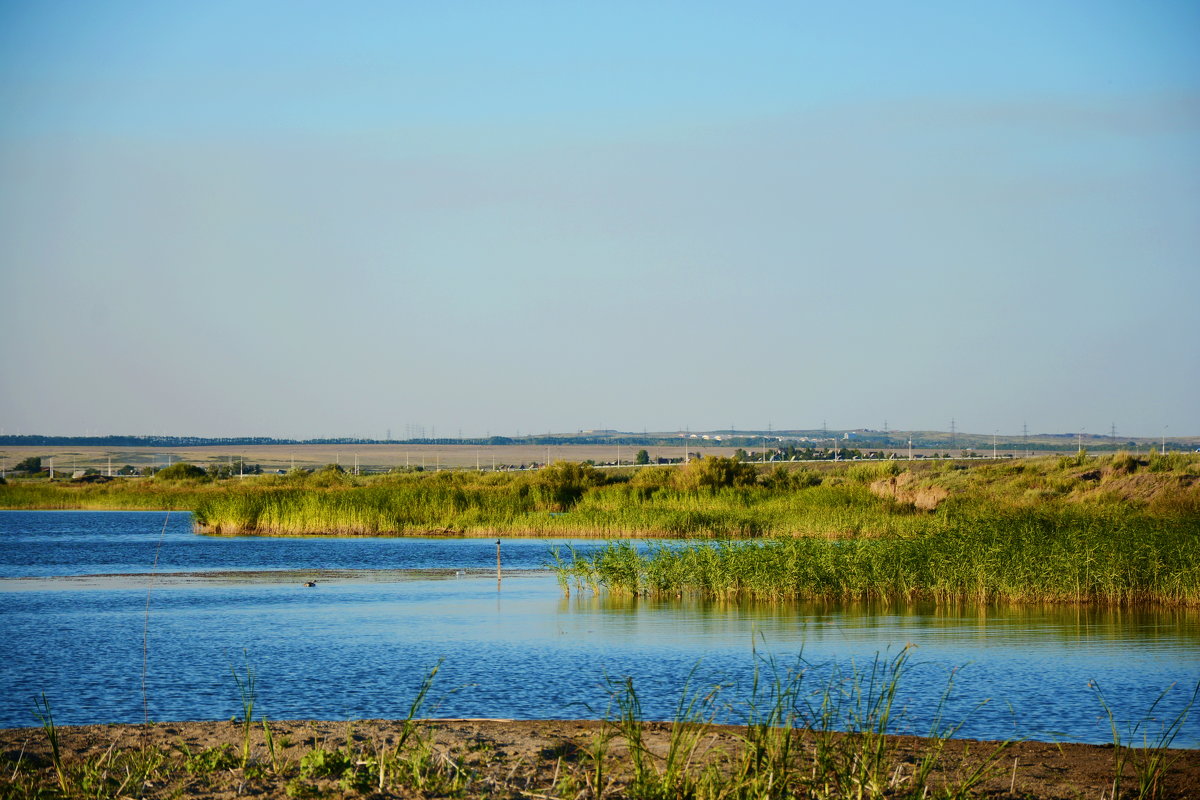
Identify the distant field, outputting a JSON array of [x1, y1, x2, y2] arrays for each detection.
[[0, 443, 738, 472], [1, 440, 1186, 474]]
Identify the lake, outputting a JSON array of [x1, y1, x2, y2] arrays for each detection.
[[0, 510, 1196, 746]]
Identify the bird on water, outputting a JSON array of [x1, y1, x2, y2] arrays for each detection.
[[303, 580, 317, 587]]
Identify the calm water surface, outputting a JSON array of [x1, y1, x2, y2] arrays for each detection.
[[1, 511, 1196, 746]]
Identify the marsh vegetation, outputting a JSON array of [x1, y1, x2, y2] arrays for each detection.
[[2, 453, 1197, 606]]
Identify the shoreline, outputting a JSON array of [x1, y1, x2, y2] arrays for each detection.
[[3, 718, 1198, 799]]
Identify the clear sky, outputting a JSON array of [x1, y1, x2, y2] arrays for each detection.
[[1, 1, 1197, 439]]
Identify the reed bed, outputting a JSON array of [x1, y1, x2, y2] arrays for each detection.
[[0, 480, 215, 511], [187, 482, 938, 539], [551, 506, 1200, 606]]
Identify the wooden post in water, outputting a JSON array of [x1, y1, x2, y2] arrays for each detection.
[[496, 539, 502, 585]]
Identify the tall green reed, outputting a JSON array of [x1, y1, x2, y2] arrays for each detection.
[[32, 693, 66, 793], [1092, 679, 1200, 800], [552, 505, 1200, 606], [229, 650, 257, 768]]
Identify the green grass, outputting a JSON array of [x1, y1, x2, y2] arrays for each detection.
[[1093, 679, 1200, 800], [552, 504, 1200, 606], [181, 478, 931, 539], [178, 453, 1198, 546], [0, 479, 224, 510], [3, 453, 1196, 532], [3, 455, 1198, 605]]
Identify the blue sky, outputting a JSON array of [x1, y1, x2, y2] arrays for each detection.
[[1, 1, 1197, 439]]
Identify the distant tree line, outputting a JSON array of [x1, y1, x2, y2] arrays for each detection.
[[4, 456, 268, 479]]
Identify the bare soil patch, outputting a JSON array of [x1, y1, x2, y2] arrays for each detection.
[[869, 472, 950, 511]]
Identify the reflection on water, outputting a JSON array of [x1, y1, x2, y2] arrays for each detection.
[[561, 592, 1199, 650], [0, 511, 1196, 746]]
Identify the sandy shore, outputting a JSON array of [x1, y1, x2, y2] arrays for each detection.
[[2, 718, 1198, 799]]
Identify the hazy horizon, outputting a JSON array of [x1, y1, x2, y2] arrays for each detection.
[[0, 425, 1192, 443], [2, 2, 1197, 440]]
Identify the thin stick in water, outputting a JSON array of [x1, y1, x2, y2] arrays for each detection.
[[142, 510, 171, 726]]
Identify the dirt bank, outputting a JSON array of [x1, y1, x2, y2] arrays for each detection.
[[2, 718, 1198, 799]]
